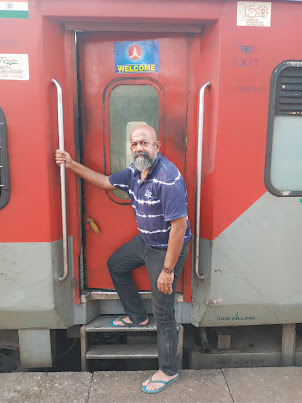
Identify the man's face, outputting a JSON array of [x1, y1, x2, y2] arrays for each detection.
[[130, 126, 160, 171]]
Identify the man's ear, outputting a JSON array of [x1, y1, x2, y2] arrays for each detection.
[[155, 141, 161, 150]]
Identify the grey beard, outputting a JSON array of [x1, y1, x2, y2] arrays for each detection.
[[134, 150, 158, 171]]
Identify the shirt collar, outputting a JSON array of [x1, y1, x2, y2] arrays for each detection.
[[146, 152, 162, 178]]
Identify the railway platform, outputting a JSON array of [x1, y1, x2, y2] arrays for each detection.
[[0, 367, 302, 403]]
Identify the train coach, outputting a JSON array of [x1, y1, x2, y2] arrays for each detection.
[[1, 0, 302, 370]]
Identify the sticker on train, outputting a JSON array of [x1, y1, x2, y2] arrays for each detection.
[[0, 54, 29, 80], [237, 1, 271, 27], [0, 1, 29, 19], [114, 40, 159, 74], [218, 313, 256, 321]]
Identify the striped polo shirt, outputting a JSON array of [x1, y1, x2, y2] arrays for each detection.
[[109, 153, 191, 248]]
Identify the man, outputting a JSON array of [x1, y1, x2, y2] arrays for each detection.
[[55, 125, 191, 393]]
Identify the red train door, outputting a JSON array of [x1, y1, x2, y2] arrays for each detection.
[[78, 32, 191, 292]]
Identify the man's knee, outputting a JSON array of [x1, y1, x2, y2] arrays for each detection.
[[152, 299, 176, 325], [153, 308, 175, 321], [107, 254, 117, 273]]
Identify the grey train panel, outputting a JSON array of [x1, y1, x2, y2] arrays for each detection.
[[191, 192, 302, 327], [0, 238, 191, 329], [0, 238, 75, 329]]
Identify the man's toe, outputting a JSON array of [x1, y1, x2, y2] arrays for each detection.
[[146, 382, 159, 391], [142, 375, 152, 387]]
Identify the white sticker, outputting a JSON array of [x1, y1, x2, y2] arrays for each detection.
[[0, 54, 29, 80], [237, 2, 271, 27]]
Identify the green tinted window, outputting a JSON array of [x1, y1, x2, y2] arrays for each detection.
[[270, 115, 302, 191], [109, 85, 159, 199], [265, 63, 302, 196]]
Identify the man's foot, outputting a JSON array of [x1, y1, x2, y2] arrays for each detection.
[[142, 370, 179, 392], [112, 316, 148, 326]]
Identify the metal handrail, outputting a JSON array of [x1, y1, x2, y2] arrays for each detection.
[[195, 81, 211, 280], [51, 79, 69, 282]]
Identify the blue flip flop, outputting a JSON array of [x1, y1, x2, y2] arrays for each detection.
[[142, 374, 179, 394], [110, 315, 148, 328]]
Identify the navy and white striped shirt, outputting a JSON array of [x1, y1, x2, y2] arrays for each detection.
[[109, 153, 191, 248]]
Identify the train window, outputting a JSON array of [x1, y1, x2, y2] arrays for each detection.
[[265, 61, 302, 196], [0, 108, 11, 209], [109, 84, 159, 200]]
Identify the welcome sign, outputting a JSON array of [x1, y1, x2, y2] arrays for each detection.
[[114, 40, 159, 74]]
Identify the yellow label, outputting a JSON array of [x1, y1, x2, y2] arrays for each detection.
[[117, 64, 156, 73]]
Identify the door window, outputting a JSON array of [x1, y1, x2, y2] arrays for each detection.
[[108, 84, 159, 200]]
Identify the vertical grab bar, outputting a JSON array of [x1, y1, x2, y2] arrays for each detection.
[[195, 82, 211, 280], [51, 79, 69, 282]]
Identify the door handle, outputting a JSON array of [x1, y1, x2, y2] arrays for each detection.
[[86, 218, 100, 234], [51, 78, 69, 282], [195, 82, 211, 280]]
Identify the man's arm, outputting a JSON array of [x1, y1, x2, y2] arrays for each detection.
[[55, 150, 115, 190], [157, 216, 188, 295]]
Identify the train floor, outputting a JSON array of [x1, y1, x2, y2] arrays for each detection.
[[0, 367, 301, 402]]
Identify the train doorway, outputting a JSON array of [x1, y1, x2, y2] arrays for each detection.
[[78, 32, 193, 292]]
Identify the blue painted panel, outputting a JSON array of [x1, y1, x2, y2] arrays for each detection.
[[114, 40, 159, 74]]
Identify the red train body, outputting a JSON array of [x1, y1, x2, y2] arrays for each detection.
[[1, 0, 302, 369]]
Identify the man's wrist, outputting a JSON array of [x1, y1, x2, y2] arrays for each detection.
[[68, 159, 75, 169], [163, 266, 174, 274]]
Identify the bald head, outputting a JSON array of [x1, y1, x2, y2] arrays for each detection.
[[130, 125, 157, 143]]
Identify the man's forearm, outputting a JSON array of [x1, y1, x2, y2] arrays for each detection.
[[69, 160, 110, 189], [164, 219, 187, 270]]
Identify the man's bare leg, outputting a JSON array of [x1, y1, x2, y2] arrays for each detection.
[[112, 316, 149, 326], [142, 370, 178, 392]]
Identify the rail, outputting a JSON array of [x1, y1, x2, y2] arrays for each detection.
[[195, 81, 211, 280], [51, 79, 69, 282]]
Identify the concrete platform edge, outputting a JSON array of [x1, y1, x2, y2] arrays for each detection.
[[1, 367, 302, 403]]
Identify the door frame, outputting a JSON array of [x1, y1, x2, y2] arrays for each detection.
[[72, 26, 201, 302]]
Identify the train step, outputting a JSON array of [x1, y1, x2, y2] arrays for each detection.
[[86, 344, 158, 359], [80, 315, 184, 371], [84, 314, 157, 332]]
